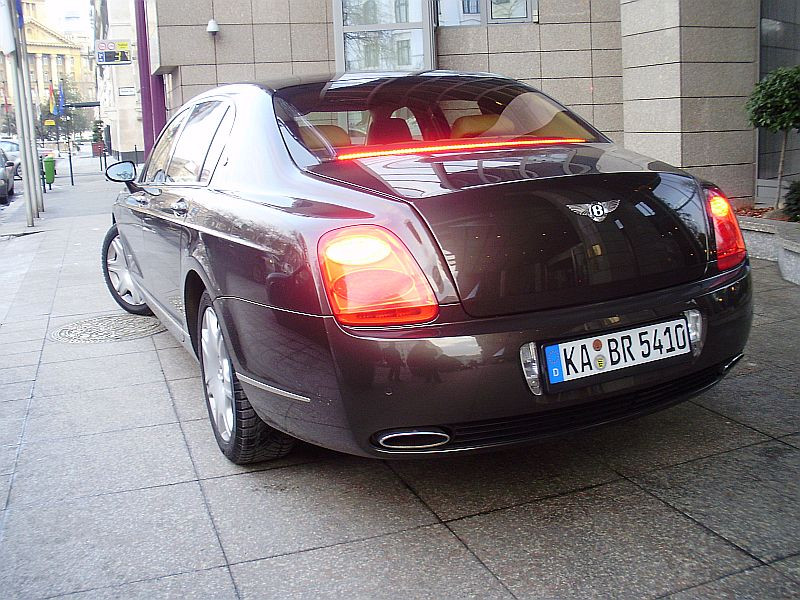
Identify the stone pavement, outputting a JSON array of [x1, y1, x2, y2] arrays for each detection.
[[0, 162, 799, 598]]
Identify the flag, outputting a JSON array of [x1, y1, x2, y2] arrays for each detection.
[[14, 0, 22, 28], [0, 0, 16, 55], [57, 80, 64, 116], [48, 81, 54, 114]]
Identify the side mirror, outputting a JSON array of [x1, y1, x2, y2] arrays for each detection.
[[5, 161, 13, 168], [105, 161, 136, 183]]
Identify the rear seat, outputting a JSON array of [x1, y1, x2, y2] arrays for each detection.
[[299, 125, 352, 149], [450, 114, 516, 138]]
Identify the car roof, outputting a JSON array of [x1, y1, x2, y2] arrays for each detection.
[[250, 70, 515, 93]]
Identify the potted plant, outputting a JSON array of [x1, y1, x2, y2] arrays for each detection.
[[745, 66, 800, 208]]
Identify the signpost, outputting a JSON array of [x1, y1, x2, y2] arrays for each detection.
[[95, 40, 131, 65]]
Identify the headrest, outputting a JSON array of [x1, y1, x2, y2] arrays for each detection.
[[367, 118, 414, 145], [451, 114, 516, 139], [299, 125, 352, 149]]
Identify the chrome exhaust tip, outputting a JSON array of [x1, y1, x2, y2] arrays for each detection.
[[375, 428, 451, 450]]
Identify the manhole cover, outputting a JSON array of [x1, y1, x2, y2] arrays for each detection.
[[51, 314, 166, 344]]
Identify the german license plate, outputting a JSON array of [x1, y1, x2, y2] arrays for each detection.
[[544, 317, 691, 385]]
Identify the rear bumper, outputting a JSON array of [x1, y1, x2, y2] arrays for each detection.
[[223, 262, 753, 458]]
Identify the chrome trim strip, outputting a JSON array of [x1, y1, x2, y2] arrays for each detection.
[[216, 296, 328, 319], [721, 353, 744, 373], [237, 374, 311, 403]]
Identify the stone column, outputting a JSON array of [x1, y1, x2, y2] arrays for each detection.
[[621, 0, 758, 205], [34, 54, 45, 105]]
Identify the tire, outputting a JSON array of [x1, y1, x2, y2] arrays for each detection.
[[101, 224, 153, 315], [8, 179, 13, 196], [197, 291, 295, 464]]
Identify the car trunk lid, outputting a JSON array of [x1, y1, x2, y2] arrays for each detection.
[[308, 147, 711, 317]]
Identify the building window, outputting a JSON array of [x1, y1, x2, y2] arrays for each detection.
[[396, 38, 411, 65], [438, 0, 536, 26], [489, 0, 528, 21], [364, 0, 377, 23], [395, 0, 409, 22], [364, 40, 380, 68]]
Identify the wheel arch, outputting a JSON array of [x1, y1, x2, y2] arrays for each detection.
[[183, 267, 212, 357]]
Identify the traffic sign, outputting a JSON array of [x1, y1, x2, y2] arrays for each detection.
[[44, 119, 56, 126], [96, 40, 132, 65]]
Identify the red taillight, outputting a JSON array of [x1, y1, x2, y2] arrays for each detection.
[[706, 187, 746, 271], [335, 138, 586, 161], [318, 225, 439, 326]]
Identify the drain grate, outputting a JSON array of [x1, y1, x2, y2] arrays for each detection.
[[51, 314, 166, 344]]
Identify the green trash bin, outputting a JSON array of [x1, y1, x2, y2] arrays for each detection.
[[43, 156, 56, 185]]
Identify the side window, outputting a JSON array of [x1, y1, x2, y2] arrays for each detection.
[[166, 101, 229, 184], [142, 110, 188, 183], [199, 107, 234, 183]]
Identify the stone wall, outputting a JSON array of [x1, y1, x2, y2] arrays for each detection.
[[437, 0, 623, 144], [149, 0, 335, 113], [620, 0, 759, 204]]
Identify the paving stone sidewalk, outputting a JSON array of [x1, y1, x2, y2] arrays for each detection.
[[0, 164, 798, 598]]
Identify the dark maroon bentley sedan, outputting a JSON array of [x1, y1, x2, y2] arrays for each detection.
[[102, 71, 752, 463]]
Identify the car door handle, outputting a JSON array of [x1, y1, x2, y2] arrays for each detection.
[[170, 199, 188, 216], [132, 194, 149, 206]]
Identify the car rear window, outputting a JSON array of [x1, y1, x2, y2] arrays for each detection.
[[273, 74, 603, 164]]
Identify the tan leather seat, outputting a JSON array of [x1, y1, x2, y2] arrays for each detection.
[[299, 125, 352, 149], [528, 111, 591, 139], [450, 114, 516, 139]]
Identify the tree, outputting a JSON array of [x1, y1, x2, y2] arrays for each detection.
[[37, 76, 93, 144], [92, 119, 104, 143], [745, 65, 800, 207]]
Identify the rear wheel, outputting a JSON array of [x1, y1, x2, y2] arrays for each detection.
[[197, 291, 294, 463], [101, 224, 153, 315]]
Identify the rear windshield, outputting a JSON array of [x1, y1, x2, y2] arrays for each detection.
[[274, 74, 603, 163]]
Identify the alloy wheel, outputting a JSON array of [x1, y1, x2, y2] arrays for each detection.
[[105, 235, 146, 306], [201, 306, 235, 443]]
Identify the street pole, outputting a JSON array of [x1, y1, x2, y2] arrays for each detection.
[[6, 1, 37, 224], [16, 13, 43, 213], [5, 14, 33, 225], [67, 127, 73, 185]]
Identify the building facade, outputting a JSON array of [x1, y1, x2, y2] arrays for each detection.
[[94, 0, 145, 161], [140, 0, 797, 205], [0, 0, 96, 129]]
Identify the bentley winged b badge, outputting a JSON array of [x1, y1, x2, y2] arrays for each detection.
[[567, 200, 620, 223]]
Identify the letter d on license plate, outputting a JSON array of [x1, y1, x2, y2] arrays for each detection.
[[544, 317, 691, 385]]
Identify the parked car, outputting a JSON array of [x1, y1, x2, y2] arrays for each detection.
[[102, 72, 752, 464], [0, 146, 16, 204], [0, 139, 22, 179]]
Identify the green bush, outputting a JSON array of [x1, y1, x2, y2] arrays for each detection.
[[784, 180, 800, 222]]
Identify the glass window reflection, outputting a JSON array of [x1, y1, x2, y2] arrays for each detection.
[[343, 0, 422, 25], [344, 30, 424, 71]]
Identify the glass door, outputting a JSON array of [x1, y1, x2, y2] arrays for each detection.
[[333, 0, 436, 72]]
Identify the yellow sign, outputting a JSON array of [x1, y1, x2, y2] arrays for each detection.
[[44, 119, 56, 126]]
